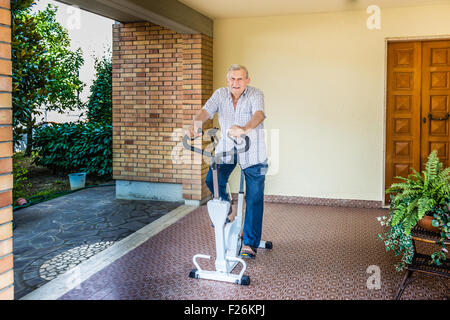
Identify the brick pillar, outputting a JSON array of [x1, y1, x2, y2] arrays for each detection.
[[0, 0, 13, 300], [112, 22, 213, 204], [181, 34, 213, 203], [112, 22, 183, 196]]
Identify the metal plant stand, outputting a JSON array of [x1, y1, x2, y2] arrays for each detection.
[[394, 225, 450, 300]]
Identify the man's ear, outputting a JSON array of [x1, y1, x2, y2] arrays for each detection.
[[246, 77, 251, 84]]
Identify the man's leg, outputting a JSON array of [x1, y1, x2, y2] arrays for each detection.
[[205, 162, 237, 201], [242, 163, 268, 251]]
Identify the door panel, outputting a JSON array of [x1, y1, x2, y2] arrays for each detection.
[[421, 40, 450, 169], [385, 42, 422, 198]]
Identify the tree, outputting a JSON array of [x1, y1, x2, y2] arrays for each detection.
[[86, 52, 112, 125], [12, 0, 85, 155]]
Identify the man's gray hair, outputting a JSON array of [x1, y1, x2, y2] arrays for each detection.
[[227, 64, 249, 79]]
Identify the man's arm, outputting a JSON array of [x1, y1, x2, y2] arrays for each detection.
[[186, 108, 211, 138], [186, 89, 220, 138], [228, 110, 265, 138]]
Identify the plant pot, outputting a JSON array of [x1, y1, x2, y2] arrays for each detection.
[[68, 172, 86, 190], [417, 215, 440, 233]]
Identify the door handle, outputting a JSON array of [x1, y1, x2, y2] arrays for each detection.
[[428, 113, 450, 121]]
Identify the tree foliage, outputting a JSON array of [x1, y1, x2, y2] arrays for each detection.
[[12, 0, 85, 155], [86, 52, 112, 125]]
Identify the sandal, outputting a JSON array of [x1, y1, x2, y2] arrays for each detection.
[[240, 245, 257, 259]]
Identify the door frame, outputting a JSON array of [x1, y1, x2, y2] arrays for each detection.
[[382, 35, 450, 207]]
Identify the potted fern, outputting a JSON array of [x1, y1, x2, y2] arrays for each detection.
[[378, 150, 450, 271]]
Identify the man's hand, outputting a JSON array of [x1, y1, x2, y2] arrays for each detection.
[[186, 109, 211, 138], [228, 111, 265, 139], [186, 124, 203, 139], [228, 125, 247, 138]]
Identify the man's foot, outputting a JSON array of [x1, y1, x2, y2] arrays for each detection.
[[240, 245, 257, 259]]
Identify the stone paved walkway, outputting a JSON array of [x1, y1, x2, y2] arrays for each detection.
[[12, 184, 183, 299]]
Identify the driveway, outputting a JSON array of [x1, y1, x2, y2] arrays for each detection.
[[13, 184, 183, 299]]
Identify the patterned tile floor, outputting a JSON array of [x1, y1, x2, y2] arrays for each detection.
[[58, 202, 449, 300], [13, 185, 183, 299]]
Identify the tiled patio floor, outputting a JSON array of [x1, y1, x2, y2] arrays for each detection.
[[23, 201, 448, 300]]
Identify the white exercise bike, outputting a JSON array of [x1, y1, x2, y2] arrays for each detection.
[[183, 128, 272, 286]]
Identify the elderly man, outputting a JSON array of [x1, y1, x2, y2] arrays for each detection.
[[186, 64, 268, 259]]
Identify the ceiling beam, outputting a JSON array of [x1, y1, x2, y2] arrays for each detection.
[[56, 0, 213, 36]]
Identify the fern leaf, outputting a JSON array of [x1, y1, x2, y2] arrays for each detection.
[[410, 168, 424, 182], [402, 198, 420, 235], [417, 197, 434, 220], [425, 150, 439, 182], [386, 182, 410, 193], [437, 167, 450, 183]]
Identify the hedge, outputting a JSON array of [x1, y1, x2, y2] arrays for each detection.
[[33, 121, 112, 176]]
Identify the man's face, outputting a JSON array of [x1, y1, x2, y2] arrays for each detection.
[[227, 69, 250, 98]]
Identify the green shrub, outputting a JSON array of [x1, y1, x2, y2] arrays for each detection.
[[12, 151, 32, 201], [33, 122, 112, 176]]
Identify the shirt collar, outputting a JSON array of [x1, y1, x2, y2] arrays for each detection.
[[227, 86, 249, 100]]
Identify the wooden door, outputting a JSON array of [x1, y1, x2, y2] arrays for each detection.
[[385, 41, 422, 199], [421, 40, 450, 170], [385, 40, 450, 204]]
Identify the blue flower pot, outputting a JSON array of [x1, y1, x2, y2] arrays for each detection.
[[68, 172, 86, 190]]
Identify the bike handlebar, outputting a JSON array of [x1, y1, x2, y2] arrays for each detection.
[[182, 133, 213, 158], [182, 128, 250, 161]]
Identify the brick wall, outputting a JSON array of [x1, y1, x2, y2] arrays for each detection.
[[0, 0, 13, 300], [112, 22, 213, 202]]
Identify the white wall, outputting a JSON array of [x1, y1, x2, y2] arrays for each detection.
[[212, 4, 450, 201]]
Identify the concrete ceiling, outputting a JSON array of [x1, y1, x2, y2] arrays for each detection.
[[178, 0, 450, 19]]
